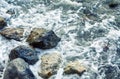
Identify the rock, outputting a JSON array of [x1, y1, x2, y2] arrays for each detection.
[[26, 28, 61, 49], [64, 61, 86, 75], [0, 28, 24, 41], [0, 64, 4, 72], [108, 2, 119, 8], [105, 0, 120, 7], [6, 8, 15, 15], [98, 65, 118, 79], [3, 58, 36, 79], [0, 16, 7, 29], [38, 53, 62, 78], [9, 45, 39, 65]]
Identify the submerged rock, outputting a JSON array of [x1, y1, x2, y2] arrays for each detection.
[[3, 58, 36, 79], [77, 25, 109, 45], [98, 65, 119, 79], [38, 53, 62, 78], [0, 63, 4, 72], [115, 15, 120, 28], [26, 28, 61, 49], [105, 0, 120, 8], [6, 8, 15, 15], [109, 2, 119, 8], [0, 28, 24, 41], [64, 61, 86, 75], [9, 45, 38, 65], [0, 16, 7, 29]]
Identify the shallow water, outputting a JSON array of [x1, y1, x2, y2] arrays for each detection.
[[0, 0, 120, 79]]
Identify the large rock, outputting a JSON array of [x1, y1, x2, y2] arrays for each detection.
[[3, 58, 36, 79], [26, 28, 61, 49], [0, 28, 24, 41], [38, 53, 62, 78], [64, 61, 86, 75], [9, 45, 39, 65], [0, 16, 7, 29]]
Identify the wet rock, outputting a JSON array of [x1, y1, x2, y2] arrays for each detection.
[[0, 28, 24, 41], [98, 65, 118, 79], [83, 8, 100, 21], [101, 0, 120, 15], [105, 0, 120, 8], [26, 28, 61, 49], [0, 16, 7, 29], [38, 53, 62, 78], [64, 61, 86, 75], [0, 63, 4, 72], [71, 0, 83, 3], [117, 47, 120, 56], [9, 45, 39, 65], [109, 3, 119, 8], [3, 58, 36, 79], [6, 8, 15, 15]]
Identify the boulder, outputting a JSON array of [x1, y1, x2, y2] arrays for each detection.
[[38, 53, 62, 78], [64, 61, 86, 75], [9, 45, 39, 65], [3, 58, 36, 79], [0, 16, 7, 29], [0, 28, 24, 41], [26, 28, 61, 49]]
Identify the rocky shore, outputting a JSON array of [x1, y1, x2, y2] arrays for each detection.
[[0, 0, 120, 79]]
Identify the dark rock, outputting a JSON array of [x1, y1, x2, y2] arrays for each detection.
[[116, 48, 120, 55], [109, 3, 119, 8], [3, 58, 36, 79], [26, 28, 61, 49], [105, 0, 120, 9], [0, 28, 24, 41], [71, 0, 83, 3], [0, 63, 4, 72], [98, 65, 118, 79], [101, 0, 120, 15], [0, 16, 7, 29], [9, 45, 39, 65], [38, 53, 62, 78], [103, 46, 109, 52]]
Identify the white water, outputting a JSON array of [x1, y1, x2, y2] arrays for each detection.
[[0, 0, 120, 79]]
